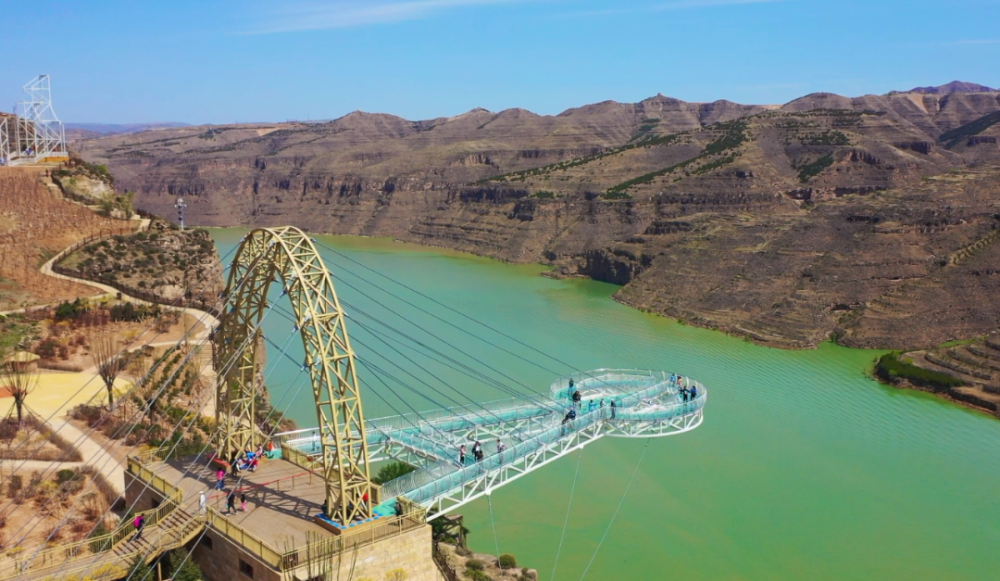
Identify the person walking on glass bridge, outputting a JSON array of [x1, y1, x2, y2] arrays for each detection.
[[610, 399, 616, 419], [472, 440, 483, 462], [572, 389, 582, 410], [459, 444, 467, 465], [588, 400, 595, 413], [496, 438, 506, 455]]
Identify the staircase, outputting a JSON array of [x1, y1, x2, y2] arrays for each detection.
[[3, 509, 205, 581]]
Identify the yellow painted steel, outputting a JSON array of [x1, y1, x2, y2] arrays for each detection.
[[214, 226, 374, 523]]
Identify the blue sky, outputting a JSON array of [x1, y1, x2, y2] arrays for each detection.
[[1, 0, 998, 124]]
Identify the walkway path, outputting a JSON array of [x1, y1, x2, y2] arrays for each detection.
[[1, 209, 219, 501]]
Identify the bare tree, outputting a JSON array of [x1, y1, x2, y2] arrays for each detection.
[[90, 330, 124, 407], [127, 351, 154, 420], [0, 360, 39, 426]]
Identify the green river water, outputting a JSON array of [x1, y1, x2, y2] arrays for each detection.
[[211, 228, 1000, 581]]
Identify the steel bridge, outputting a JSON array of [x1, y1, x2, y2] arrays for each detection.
[[276, 368, 706, 520], [215, 226, 708, 527]]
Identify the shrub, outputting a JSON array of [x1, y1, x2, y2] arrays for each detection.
[[7, 475, 23, 496], [499, 554, 517, 569], [874, 352, 964, 392], [466, 559, 485, 571], [55, 469, 78, 484], [465, 570, 491, 581], [372, 461, 417, 485]]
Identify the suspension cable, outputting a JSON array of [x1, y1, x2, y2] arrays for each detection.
[[578, 439, 650, 581], [550, 445, 585, 581]]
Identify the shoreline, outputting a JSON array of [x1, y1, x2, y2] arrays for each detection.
[[206, 224, 1000, 422]]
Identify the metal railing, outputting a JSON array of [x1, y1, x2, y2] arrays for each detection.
[[0, 487, 182, 579], [203, 504, 426, 573], [380, 379, 706, 502]]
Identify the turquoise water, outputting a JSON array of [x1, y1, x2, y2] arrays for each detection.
[[211, 228, 1000, 581]]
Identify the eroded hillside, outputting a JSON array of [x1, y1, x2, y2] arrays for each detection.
[[77, 86, 1000, 349]]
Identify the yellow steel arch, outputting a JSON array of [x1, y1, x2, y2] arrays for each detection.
[[215, 226, 373, 524]]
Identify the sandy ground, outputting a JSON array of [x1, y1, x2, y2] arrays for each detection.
[[0, 371, 130, 420]]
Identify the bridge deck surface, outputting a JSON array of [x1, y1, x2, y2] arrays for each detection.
[[153, 456, 333, 549]]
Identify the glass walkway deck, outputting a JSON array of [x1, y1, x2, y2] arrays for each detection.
[[276, 369, 706, 520]]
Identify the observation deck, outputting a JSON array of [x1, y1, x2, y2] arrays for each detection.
[[278, 369, 706, 518]]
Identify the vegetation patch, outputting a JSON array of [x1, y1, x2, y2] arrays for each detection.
[[874, 352, 964, 392], [939, 110, 1000, 149], [794, 154, 834, 183]]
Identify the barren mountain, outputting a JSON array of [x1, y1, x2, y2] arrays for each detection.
[[76, 85, 1000, 350]]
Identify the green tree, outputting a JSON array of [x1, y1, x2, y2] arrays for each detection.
[[169, 549, 204, 581], [127, 554, 155, 581], [372, 461, 417, 484]]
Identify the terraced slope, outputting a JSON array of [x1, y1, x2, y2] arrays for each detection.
[[76, 87, 1000, 349]]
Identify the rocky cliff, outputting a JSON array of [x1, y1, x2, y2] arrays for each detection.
[[76, 83, 1000, 350]]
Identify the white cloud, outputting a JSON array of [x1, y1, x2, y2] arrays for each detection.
[[245, 0, 536, 34], [561, 0, 785, 18], [946, 39, 1000, 45]]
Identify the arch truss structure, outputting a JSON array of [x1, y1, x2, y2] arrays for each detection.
[[215, 226, 374, 524]]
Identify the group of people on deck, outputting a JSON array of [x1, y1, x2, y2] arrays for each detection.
[[458, 438, 506, 465], [680, 384, 698, 402], [230, 445, 265, 473], [565, 378, 618, 422]]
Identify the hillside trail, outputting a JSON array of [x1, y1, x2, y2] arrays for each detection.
[[2, 172, 220, 497]]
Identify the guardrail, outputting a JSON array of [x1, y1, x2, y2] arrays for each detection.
[[203, 504, 426, 574]]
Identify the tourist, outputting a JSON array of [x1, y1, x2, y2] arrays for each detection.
[[600, 398, 605, 408], [199, 491, 207, 514], [680, 387, 689, 402], [496, 438, 505, 455], [395, 500, 405, 518], [610, 400, 616, 419], [241, 493, 247, 512], [473, 440, 483, 462], [562, 408, 577, 425], [588, 400, 595, 413], [690, 385, 698, 400], [568, 378, 575, 401], [572, 389, 582, 409], [132, 513, 145, 541], [459, 444, 466, 465], [215, 468, 225, 490], [227, 490, 237, 514], [361, 492, 369, 510]]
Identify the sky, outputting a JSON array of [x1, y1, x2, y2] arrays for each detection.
[[1, 0, 998, 124]]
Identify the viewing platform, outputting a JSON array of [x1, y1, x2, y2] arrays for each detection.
[[279, 369, 707, 518]]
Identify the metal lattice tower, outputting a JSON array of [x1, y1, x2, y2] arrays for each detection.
[[175, 197, 188, 230], [2, 75, 68, 165], [215, 227, 374, 524]]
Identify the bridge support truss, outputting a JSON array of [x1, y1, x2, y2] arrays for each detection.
[[215, 226, 374, 524]]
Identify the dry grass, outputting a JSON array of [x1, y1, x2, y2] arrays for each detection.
[[0, 167, 136, 310], [0, 415, 83, 462]]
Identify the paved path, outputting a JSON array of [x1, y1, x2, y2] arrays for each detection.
[[1, 212, 219, 501]]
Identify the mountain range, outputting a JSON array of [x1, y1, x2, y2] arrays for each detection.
[[76, 82, 1000, 350]]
